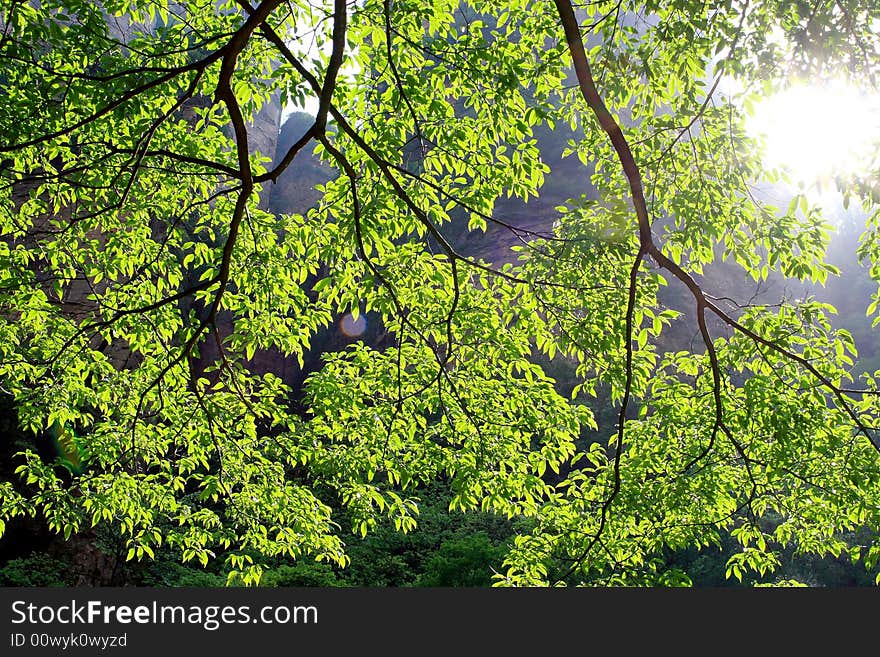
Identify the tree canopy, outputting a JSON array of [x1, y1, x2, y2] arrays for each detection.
[[1, 0, 879, 586]]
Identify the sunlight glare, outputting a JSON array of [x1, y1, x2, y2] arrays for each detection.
[[746, 80, 880, 188]]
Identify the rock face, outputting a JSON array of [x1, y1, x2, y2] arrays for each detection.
[[264, 114, 591, 265], [443, 121, 595, 265], [266, 112, 327, 216], [249, 94, 283, 167], [250, 92, 283, 208], [229, 112, 593, 395]]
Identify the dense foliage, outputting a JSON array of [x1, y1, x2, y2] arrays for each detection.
[[1, 0, 879, 586]]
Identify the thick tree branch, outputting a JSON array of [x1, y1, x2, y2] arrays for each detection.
[[554, 0, 652, 247]]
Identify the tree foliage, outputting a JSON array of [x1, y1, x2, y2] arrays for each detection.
[[1, 0, 879, 586]]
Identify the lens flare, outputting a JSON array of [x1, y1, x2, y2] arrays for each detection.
[[340, 312, 367, 337]]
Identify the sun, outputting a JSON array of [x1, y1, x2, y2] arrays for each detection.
[[745, 80, 880, 189]]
